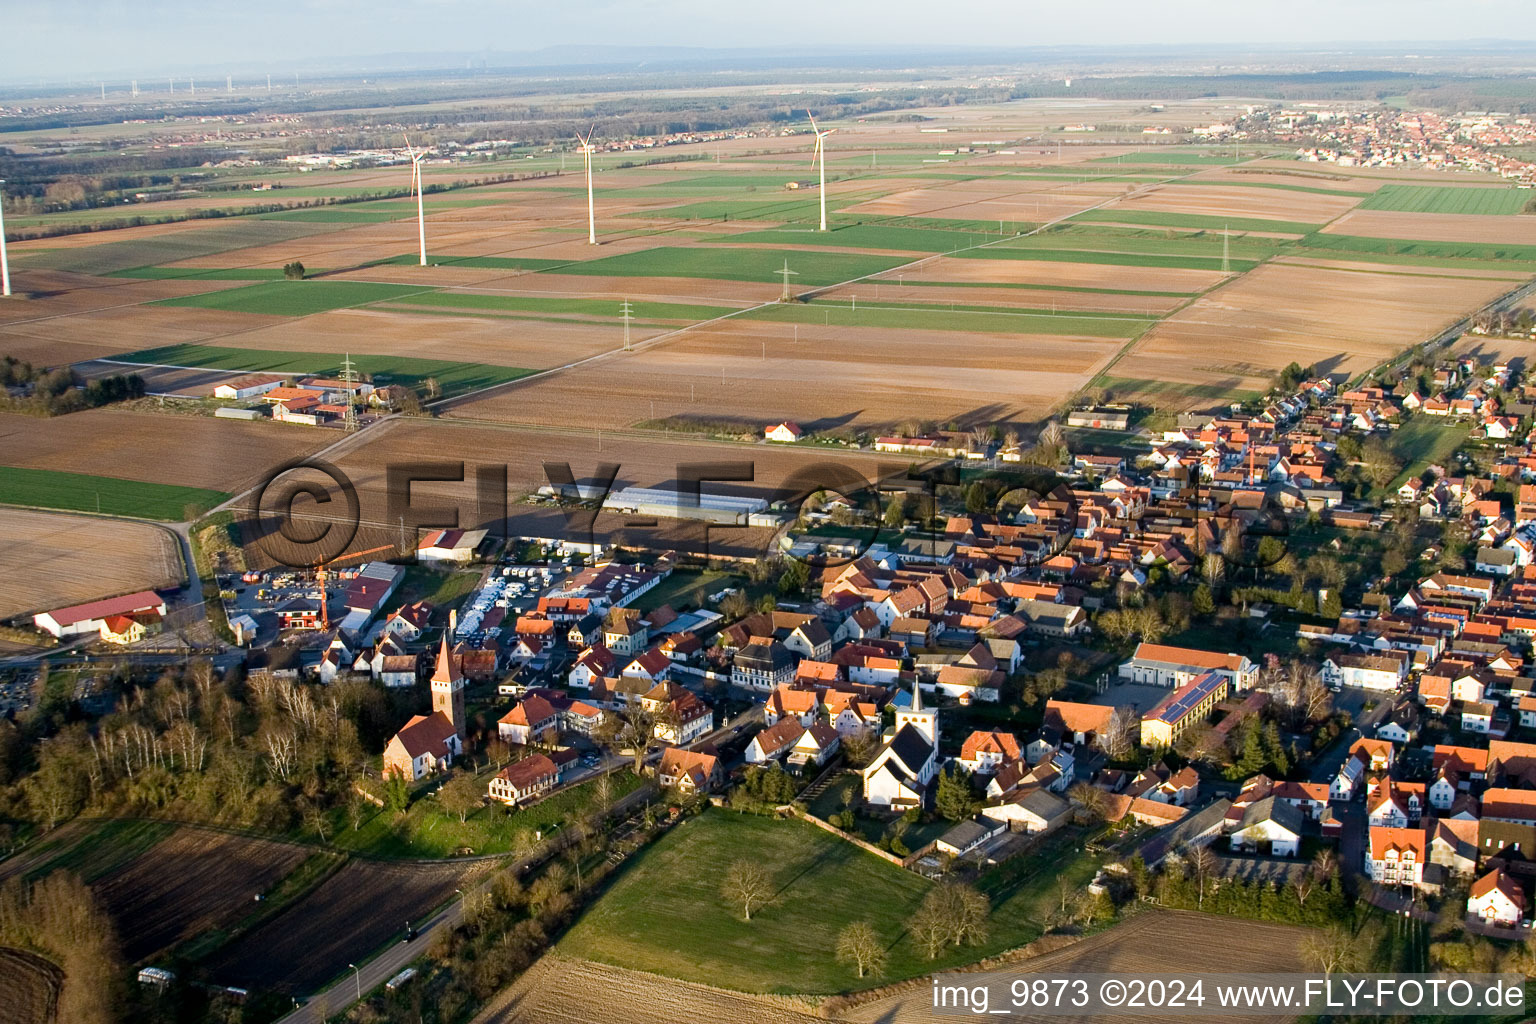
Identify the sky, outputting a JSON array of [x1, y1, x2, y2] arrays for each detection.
[[3, 0, 1536, 81]]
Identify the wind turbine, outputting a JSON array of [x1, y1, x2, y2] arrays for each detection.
[[403, 134, 427, 267], [578, 125, 598, 245], [807, 111, 836, 232]]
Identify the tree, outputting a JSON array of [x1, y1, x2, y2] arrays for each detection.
[[282, 260, 306, 280], [883, 493, 906, 529], [1069, 781, 1108, 824], [1302, 927, 1360, 975], [438, 772, 483, 824], [720, 859, 773, 922], [1192, 584, 1215, 616], [778, 558, 809, 596], [384, 771, 411, 813], [1187, 845, 1217, 908], [836, 921, 887, 979], [935, 764, 979, 821]]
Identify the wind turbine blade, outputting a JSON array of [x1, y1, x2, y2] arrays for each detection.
[[811, 137, 821, 168], [807, 110, 819, 133]]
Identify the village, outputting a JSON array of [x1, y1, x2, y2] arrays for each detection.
[[17, 338, 1536, 963]]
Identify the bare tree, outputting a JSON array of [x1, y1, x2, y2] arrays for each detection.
[[1099, 706, 1139, 761], [836, 921, 887, 979], [1187, 845, 1218, 909], [1302, 927, 1360, 975], [721, 859, 773, 922], [1068, 781, 1108, 824]]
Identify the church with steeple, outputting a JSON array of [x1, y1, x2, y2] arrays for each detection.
[[861, 682, 940, 808], [381, 636, 465, 781]]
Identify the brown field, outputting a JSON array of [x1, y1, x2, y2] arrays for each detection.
[[844, 177, 1130, 223], [90, 827, 312, 963], [1453, 334, 1536, 370], [0, 304, 282, 365], [0, 509, 183, 619], [209, 306, 641, 369], [0, 408, 330, 495], [888, 254, 1226, 293], [205, 858, 480, 993], [816, 279, 1187, 315], [1323, 208, 1536, 245], [1272, 256, 1529, 281], [1187, 167, 1387, 192], [0, 947, 62, 1024], [0, 270, 243, 325], [843, 910, 1309, 1024], [472, 954, 825, 1024], [1104, 183, 1361, 222], [1110, 260, 1518, 401], [449, 316, 1118, 430]]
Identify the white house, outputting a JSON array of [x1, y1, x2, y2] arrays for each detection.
[[1229, 796, 1303, 857], [1468, 869, 1526, 927], [764, 421, 804, 443]]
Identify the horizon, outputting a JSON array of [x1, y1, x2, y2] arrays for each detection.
[[5, 1, 1536, 83]]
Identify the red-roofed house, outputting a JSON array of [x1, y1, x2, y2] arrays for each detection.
[[1468, 869, 1526, 926], [958, 730, 1023, 774], [383, 713, 462, 780], [1368, 826, 1428, 888]]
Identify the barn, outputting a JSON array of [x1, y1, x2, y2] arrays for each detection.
[[34, 591, 168, 638]]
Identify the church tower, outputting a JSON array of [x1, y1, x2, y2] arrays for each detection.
[[893, 681, 937, 747], [430, 636, 465, 739]]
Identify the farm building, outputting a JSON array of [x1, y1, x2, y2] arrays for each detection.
[[601, 486, 769, 525], [417, 529, 488, 565], [1066, 407, 1131, 430], [764, 421, 803, 442], [214, 407, 266, 421], [34, 590, 168, 638], [212, 374, 288, 400]]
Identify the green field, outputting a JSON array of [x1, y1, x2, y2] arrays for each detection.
[[1162, 178, 1373, 198], [377, 254, 572, 271], [0, 466, 230, 521], [955, 246, 1256, 272], [726, 223, 998, 253], [117, 343, 532, 398], [388, 291, 736, 322], [1298, 232, 1536, 265], [1071, 209, 1321, 235], [151, 280, 430, 316], [743, 300, 1152, 337], [331, 770, 645, 858], [553, 246, 908, 286], [562, 810, 1097, 994], [12, 819, 175, 882], [1358, 185, 1531, 216]]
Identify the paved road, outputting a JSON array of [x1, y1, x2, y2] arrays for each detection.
[[274, 785, 656, 1023]]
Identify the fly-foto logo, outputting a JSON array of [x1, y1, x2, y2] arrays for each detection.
[[242, 458, 1081, 570]]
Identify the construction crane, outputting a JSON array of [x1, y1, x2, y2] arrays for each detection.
[[314, 543, 400, 631]]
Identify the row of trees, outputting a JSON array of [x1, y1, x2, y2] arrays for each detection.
[[0, 871, 122, 1024]]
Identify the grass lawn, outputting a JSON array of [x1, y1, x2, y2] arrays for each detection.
[[395, 565, 485, 610], [330, 770, 645, 858], [1359, 184, 1530, 216], [741, 301, 1150, 338], [0, 466, 229, 520], [116, 343, 532, 399], [627, 567, 743, 613], [1383, 416, 1471, 494], [562, 810, 1092, 994], [551, 246, 908, 287], [1061, 426, 1153, 458], [150, 280, 430, 316]]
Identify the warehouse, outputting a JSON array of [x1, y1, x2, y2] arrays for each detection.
[[601, 486, 768, 525], [34, 590, 168, 638]]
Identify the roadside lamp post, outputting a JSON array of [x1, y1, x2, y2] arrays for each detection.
[[349, 963, 360, 1001]]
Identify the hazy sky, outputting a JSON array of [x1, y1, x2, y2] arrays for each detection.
[[4, 0, 1536, 81]]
